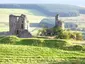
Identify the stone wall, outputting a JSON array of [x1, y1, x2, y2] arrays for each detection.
[[9, 14, 32, 38]]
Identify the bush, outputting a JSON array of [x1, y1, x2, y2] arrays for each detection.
[[49, 27, 70, 39], [67, 31, 83, 40], [69, 32, 76, 39], [0, 36, 19, 44], [57, 31, 70, 39], [39, 26, 83, 40], [75, 32, 83, 40]]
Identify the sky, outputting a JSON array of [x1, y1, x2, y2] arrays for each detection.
[[0, 0, 85, 6]]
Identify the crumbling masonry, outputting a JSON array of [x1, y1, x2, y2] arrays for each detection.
[[9, 14, 32, 38]]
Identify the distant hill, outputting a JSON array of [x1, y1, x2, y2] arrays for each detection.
[[0, 4, 85, 17]]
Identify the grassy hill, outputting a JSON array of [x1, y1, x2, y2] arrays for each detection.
[[0, 4, 85, 17], [0, 33, 85, 64]]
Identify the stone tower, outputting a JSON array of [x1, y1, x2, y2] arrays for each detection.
[[9, 14, 32, 38], [55, 14, 64, 29]]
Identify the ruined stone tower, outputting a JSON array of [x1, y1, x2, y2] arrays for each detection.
[[55, 14, 64, 29], [9, 14, 32, 38]]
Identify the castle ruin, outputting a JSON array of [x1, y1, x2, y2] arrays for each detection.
[[55, 14, 64, 29], [8, 14, 64, 37], [9, 14, 32, 38]]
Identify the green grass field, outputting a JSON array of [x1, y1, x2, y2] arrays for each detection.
[[0, 36, 85, 64], [0, 44, 85, 64]]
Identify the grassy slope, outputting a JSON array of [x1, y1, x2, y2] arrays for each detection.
[[0, 44, 85, 64]]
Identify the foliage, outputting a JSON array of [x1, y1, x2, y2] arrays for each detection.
[[39, 26, 83, 40], [69, 32, 83, 40], [55, 28, 70, 39], [75, 32, 83, 40], [69, 32, 76, 39], [37, 28, 47, 36]]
